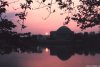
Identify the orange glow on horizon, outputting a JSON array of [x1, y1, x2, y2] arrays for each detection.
[[45, 32, 49, 35]]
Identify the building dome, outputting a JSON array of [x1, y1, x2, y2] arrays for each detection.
[[57, 26, 72, 33], [50, 26, 74, 40]]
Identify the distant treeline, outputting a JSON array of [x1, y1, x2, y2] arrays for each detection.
[[74, 32, 100, 42], [0, 31, 36, 47], [0, 30, 100, 46]]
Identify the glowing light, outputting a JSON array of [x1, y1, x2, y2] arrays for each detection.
[[45, 48, 49, 52], [45, 32, 49, 35]]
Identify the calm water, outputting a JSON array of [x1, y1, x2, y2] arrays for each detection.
[[0, 45, 100, 67]]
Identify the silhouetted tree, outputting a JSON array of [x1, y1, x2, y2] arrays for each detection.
[[0, 0, 16, 32], [0, 0, 100, 30]]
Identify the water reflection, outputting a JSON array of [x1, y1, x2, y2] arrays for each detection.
[[0, 43, 100, 61], [0, 43, 100, 67], [45, 48, 49, 53]]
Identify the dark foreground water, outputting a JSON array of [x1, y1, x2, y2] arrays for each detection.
[[0, 44, 100, 67]]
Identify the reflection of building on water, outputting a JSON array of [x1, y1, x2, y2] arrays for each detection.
[[50, 46, 74, 61], [50, 26, 74, 40]]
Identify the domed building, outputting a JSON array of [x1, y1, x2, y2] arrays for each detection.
[[50, 26, 74, 40]]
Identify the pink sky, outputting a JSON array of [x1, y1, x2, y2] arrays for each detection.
[[6, 0, 100, 35]]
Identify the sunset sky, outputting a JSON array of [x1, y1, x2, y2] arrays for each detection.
[[5, 0, 100, 35]]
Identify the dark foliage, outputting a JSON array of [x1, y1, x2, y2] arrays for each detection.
[[15, 0, 33, 29], [71, 0, 100, 29], [0, 0, 16, 32], [0, 0, 100, 30], [40, 0, 100, 29], [0, 19, 16, 31]]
